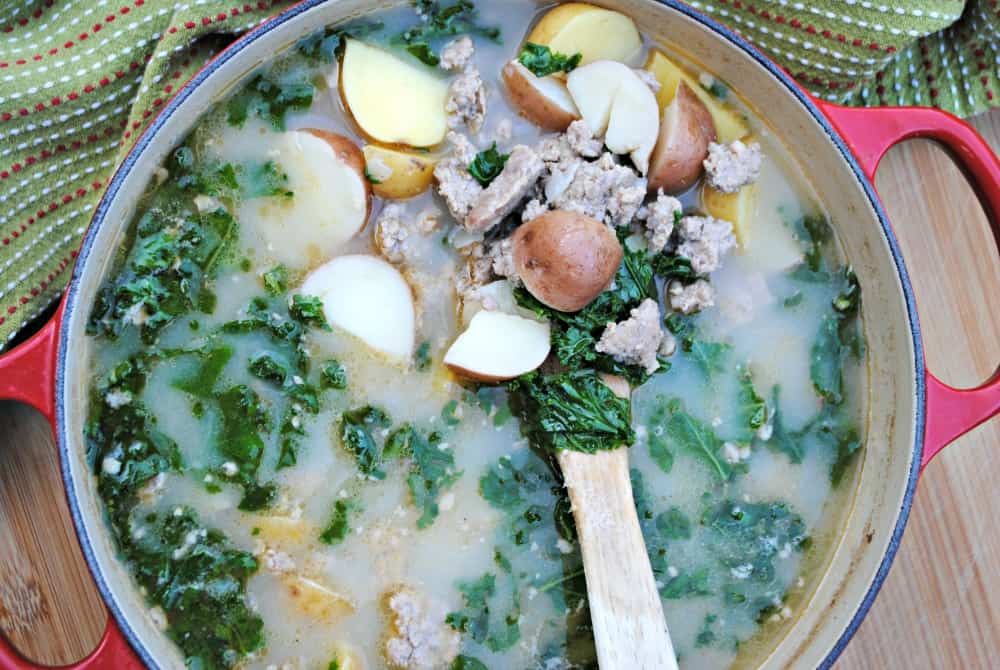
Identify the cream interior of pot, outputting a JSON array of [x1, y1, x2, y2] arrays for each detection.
[[57, 0, 919, 668]]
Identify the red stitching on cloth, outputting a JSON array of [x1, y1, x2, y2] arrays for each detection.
[[166, 1, 272, 35], [0, 2, 149, 63], [1, 253, 74, 320], [1, 181, 103, 243], [0, 64, 140, 122], [0, 124, 119, 179], [0, 0, 55, 35]]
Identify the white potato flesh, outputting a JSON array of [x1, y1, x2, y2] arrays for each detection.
[[300, 255, 416, 363], [340, 39, 449, 147], [566, 60, 630, 136], [444, 310, 551, 382], [605, 70, 660, 174], [237, 130, 368, 269]]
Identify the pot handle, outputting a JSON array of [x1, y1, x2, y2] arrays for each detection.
[[0, 617, 143, 670], [818, 102, 1000, 470], [0, 303, 145, 667]]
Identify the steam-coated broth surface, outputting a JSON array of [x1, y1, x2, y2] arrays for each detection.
[[85, 2, 867, 669]]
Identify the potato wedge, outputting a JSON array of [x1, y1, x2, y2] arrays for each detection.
[[645, 49, 749, 143], [512, 210, 622, 312], [647, 81, 716, 194], [340, 39, 449, 147], [363, 145, 438, 200], [703, 180, 757, 247], [527, 3, 642, 66], [444, 310, 551, 382], [502, 60, 580, 131]]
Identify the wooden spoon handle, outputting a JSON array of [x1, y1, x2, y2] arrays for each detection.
[[558, 448, 679, 670]]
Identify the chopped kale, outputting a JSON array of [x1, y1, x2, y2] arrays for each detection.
[[239, 160, 293, 199], [660, 568, 712, 599], [172, 345, 234, 399], [517, 42, 582, 77], [644, 399, 675, 474], [763, 386, 804, 464], [810, 314, 844, 404], [450, 656, 488, 670], [88, 207, 238, 344], [407, 429, 461, 528], [319, 359, 348, 390], [734, 366, 767, 441], [804, 404, 862, 485], [446, 550, 521, 652], [289, 294, 331, 330], [226, 72, 314, 130], [651, 254, 698, 284], [702, 500, 808, 583], [392, 0, 502, 67], [124, 509, 263, 668], [654, 397, 731, 481], [688, 340, 732, 381], [508, 369, 635, 454], [319, 499, 354, 545], [384, 424, 419, 461], [441, 399, 462, 426], [297, 19, 384, 62], [468, 142, 510, 186], [658, 506, 693, 541], [262, 265, 288, 296], [415, 340, 432, 371], [695, 614, 720, 648], [339, 406, 392, 479], [214, 384, 276, 510], [248, 353, 288, 386]]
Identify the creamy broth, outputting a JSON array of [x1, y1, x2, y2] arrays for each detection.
[[84, 2, 866, 669]]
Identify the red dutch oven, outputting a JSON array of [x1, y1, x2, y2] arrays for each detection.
[[1, 0, 999, 668]]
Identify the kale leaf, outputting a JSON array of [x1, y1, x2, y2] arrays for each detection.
[[339, 406, 392, 479], [734, 366, 767, 441], [319, 498, 354, 545], [702, 500, 808, 583], [763, 386, 804, 464], [517, 42, 582, 77], [320, 359, 348, 390], [655, 397, 731, 481], [289, 294, 331, 330], [450, 657, 489, 670], [173, 345, 234, 398], [508, 369, 635, 454], [446, 550, 521, 652], [297, 19, 384, 63], [239, 160, 293, 199], [689, 340, 732, 381], [226, 72, 314, 130], [392, 0, 502, 67], [262, 264, 288, 296], [405, 428, 461, 528], [467, 142, 510, 186]]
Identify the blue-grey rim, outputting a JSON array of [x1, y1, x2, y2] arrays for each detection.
[[56, 0, 926, 668]]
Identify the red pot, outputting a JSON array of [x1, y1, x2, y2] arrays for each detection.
[[0, 0, 998, 667]]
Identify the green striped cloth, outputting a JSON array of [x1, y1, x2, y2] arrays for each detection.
[[1, 0, 996, 348]]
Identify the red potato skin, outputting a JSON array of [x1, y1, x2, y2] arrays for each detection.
[[647, 81, 717, 194], [302, 128, 373, 219], [502, 61, 579, 132], [512, 210, 623, 312]]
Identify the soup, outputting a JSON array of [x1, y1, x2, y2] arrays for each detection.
[[84, 2, 866, 669]]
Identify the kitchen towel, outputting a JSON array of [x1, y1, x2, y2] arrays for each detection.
[[0, 0, 997, 348]]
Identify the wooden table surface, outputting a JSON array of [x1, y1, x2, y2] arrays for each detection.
[[1, 112, 998, 669]]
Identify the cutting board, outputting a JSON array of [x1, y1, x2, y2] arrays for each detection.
[[1, 112, 998, 668]]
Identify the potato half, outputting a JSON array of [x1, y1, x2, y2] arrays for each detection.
[[527, 3, 643, 66], [511, 210, 622, 312], [502, 60, 580, 131], [362, 144, 438, 200], [647, 81, 716, 194]]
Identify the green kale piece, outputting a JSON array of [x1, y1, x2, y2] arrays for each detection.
[[763, 386, 804, 464], [226, 72, 314, 130], [289, 294, 331, 330], [467, 142, 510, 186], [125, 508, 263, 668], [651, 254, 698, 284], [262, 265, 288, 295], [446, 550, 521, 652], [735, 365, 767, 441], [172, 345, 234, 398], [655, 397, 731, 481], [406, 429, 461, 529], [688, 340, 732, 381], [85, 355, 182, 530], [87, 207, 238, 343], [415, 340, 432, 371], [298, 19, 384, 62], [392, 0, 502, 67], [239, 160, 293, 199], [320, 359, 348, 390], [803, 404, 862, 485], [339, 406, 392, 479], [702, 500, 808, 583], [508, 369, 635, 454], [695, 614, 720, 648], [517, 42, 581, 77], [441, 399, 462, 426], [247, 353, 288, 386], [215, 385, 276, 510], [450, 657, 488, 670], [319, 499, 354, 545]]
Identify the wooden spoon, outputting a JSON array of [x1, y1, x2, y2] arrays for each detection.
[[556, 376, 679, 670]]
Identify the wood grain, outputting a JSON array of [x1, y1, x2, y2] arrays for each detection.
[[558, 448, 678, 670], [0, 112, 998, 668]]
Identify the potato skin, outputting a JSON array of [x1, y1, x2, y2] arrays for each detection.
[[362, 144, 437, 200], [502, 61, 579, 132], [302, 128, 373, 216], [647, 81, 717, 194], [512, 210, 622, 312]]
